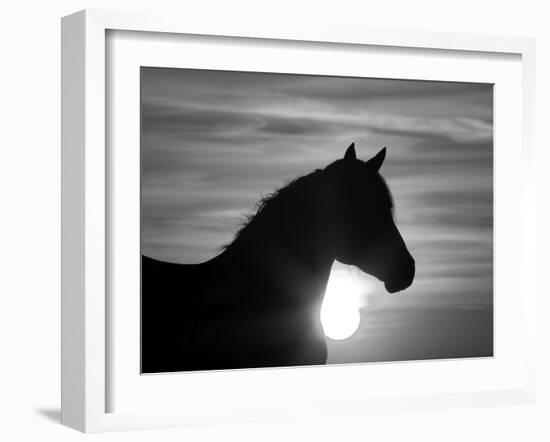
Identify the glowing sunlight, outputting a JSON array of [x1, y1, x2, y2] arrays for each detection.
[[320, 265, 367, 340]]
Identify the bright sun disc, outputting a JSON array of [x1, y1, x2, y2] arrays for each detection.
[[320, 270, 363, 340], [321, 302, 360, 340]]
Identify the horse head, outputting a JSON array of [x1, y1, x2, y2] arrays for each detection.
[[321, 143, 415, 293]]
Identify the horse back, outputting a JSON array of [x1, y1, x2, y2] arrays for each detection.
[[141, 253, 328, 372], [141, 255, 210, 373]]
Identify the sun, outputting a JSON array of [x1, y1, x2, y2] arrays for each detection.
[[320, 267, 364, 340]]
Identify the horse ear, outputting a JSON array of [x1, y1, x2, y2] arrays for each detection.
[[344, 142, 356, 161], [365, 147, 386, 171]]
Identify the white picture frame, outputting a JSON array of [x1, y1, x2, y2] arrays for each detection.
[[61, 9, 537, 433]]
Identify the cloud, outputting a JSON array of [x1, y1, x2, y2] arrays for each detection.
[[141, 68, 493, 159], [362, 115, 492, 143], [142, 102, 261, 136]]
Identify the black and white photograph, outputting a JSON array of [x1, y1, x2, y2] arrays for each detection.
[[140, 67, 493, 374], [3, 1, 547, 439]]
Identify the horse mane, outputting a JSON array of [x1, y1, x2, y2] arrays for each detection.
[[222, 168, 324, 251], [221, 161, 395, 252]]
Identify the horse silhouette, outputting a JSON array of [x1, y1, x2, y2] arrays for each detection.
[[141, 143, 415, 373]]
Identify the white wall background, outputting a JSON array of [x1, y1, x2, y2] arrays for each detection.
[[0, 1, 548, 440]]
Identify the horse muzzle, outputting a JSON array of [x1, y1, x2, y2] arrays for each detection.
[[384, 256, 415, 293]]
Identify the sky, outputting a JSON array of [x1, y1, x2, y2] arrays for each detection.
[[141, 67, 493, 364]]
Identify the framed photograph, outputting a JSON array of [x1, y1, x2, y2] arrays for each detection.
[[61, 9, 537, 432]]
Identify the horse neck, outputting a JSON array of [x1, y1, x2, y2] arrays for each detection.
[[222, 174, 334, 296]]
